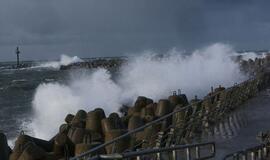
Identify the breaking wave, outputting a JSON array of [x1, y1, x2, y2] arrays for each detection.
[[35, 54, 83, 69], [238, 51, 268, 61], [31, 43, 247, 139]]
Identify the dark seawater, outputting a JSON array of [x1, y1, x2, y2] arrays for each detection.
[[0, 60, 117, 143], [0, 61, 68, 142]]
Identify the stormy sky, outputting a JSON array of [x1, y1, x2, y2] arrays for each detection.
[[0, 0, 269, 61]]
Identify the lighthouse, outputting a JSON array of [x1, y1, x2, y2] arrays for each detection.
[[16, 46, 20, 68]]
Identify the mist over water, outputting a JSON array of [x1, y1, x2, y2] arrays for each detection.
[[31, 43, 247, 139]]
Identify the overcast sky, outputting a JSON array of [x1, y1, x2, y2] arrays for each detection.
[[0, 0, 269, 61]]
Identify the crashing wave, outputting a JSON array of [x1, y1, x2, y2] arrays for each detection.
[[34, 55, 83, 69], [30, 43, 247, 139]]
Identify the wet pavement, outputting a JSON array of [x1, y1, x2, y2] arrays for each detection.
[[209, 90, 270, 159]]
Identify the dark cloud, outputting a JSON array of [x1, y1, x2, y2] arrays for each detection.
[[0, 0, 269, 61]]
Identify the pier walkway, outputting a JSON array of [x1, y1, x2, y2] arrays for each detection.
[[214, 90, 270, 159]]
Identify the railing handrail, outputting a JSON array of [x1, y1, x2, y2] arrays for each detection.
[[70, 103, 195, 160], [71, 78, 256, 160], [89, 142, 216, 160], [223, 143, 268, 160]]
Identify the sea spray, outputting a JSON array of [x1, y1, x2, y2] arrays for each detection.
[[32, 69, 122, 138], [118, 43, 247, 100], [31, 43, 247, 139], [35, 54, 83, 69], [237, 51, 267, 61]]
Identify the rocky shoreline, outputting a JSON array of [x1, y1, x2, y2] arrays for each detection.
[[1, 55, 270, 160]]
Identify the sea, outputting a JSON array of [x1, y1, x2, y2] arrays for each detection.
[[0, 44, 269, 158], [0, 61, 68, 142]]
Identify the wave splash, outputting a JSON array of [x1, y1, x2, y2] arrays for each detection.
[[237, 51, 268, 61], [35, 55, 83, 69], [31, 43, 247, 139]]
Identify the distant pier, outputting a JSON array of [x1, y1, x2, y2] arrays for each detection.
[[60, 57, 127, 70]]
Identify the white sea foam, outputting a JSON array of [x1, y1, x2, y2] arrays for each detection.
[[35, 54, 83, 69], [31, 43, 247, 139], [8, 117, 34, 148], [238, 51, 268, 61]]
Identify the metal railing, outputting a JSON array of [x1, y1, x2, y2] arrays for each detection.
[[88, 142, 215, 160], [223, 144, 269, 160], [71, 77, 261, 160], [70, 100, 209, 160]]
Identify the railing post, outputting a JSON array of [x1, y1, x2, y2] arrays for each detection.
[[171, 144, 177, 160], [186, 148, 191, 160], [211, 143, 216, 156], [136, 149, 141, 160], [195, 146, 200, 159], [263, 146, 268, 157], [258, 149, 262, 159], [157, 152, 161, 160], [241, 154, 247, 160], [112, 142, 116, 153], [172, 150, 176, 160], [250, 151, 255, 160]]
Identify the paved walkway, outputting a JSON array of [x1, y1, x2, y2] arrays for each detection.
[[208, 90, 270, 159]]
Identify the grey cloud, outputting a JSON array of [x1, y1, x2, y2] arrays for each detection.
[[0, 0, 269, 61]]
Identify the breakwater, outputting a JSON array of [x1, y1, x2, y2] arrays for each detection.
[[238, 53, 270, 76], [59, 57, 126, 70], [1, 57, 270, 160]]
